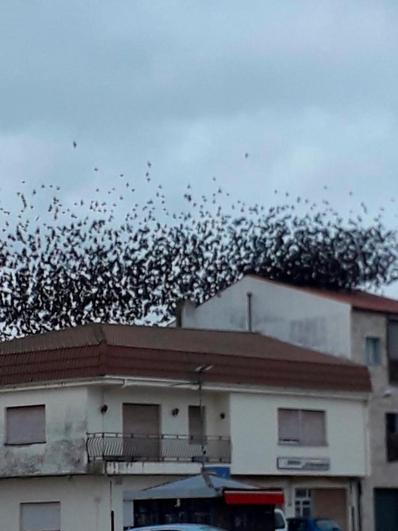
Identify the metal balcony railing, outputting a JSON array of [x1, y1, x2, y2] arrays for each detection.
[[86, 433, 231, 463]]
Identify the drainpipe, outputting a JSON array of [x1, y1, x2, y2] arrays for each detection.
[[109, 477, 115, 531], [356, 479, 362, 531], [246, 292, 253, 332], [195, 364, 213, 470]]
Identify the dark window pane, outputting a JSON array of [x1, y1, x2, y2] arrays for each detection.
[[189, 405, 205, 443], [386, 413, 398, 461], [388, 321, 398, 360], [365, 337, 381, 366]]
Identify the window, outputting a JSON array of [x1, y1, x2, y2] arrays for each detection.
[[388, 321, 398, 360], [122, 404, 160, 459], [288, 520, 307, 531], [278, 409, 326, 446], [6, 405, 46, 445], [295, 488, 312, 517], [189, 405, 205, 443], [386, 413, 398, 462], [388, 321, 398, 382], [365, 337, 381, 366], [20, 502, 60, 531], [315, 520, 341, 531]]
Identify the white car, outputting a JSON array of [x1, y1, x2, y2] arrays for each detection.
[[129, 526, 227, 531], [275, 508, 288, 531], [129, 511, 287, 531]]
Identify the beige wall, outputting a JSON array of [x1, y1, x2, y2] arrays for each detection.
[[351, 311, 398, 531], [181, 276, 352, 357], [0, 386, 89, 477], [229, 391, 368, 477], [0, 380, 368, 481], [0, 476, 109, 531], [0, 382, 231, 479], [87, 385, 230, 437]]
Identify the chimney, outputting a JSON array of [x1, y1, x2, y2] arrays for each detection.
[[175, 299, 197, 328]]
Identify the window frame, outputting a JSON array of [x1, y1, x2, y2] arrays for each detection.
[[386, 412, 398, 462], [20, 501, 60, 531], [365, 336, 382, 367], [278, 408, 327, 447], [5, 404, 46, 446], [387, 319, 398, 382]]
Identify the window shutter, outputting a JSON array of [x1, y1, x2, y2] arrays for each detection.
[[20, 502, 60, 531], [278, 409, 300, 443], [302, 410, 326, 446], [7, 405, 46, 445]]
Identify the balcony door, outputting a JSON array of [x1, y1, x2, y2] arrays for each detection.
[[123, 403, 160, 460]]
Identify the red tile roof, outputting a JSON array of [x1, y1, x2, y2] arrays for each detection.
[[250, 275, 398, 314], [301, 287, 398, 314], [0, 324, 371, 393]]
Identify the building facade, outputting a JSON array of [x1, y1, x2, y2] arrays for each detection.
[[0, 324, 370, 531], [178, 275, 398, 531]]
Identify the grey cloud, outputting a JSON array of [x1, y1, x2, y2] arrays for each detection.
[[0, 0, 398, 245], [2, 0, 398, 134]]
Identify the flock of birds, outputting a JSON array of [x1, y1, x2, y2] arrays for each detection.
[[0, 149, 396, 339]]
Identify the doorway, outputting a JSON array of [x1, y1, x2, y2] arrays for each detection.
[[122, 403, 160, 460]]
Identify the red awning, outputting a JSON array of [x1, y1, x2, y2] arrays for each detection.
[[224, 489, 284, 506]]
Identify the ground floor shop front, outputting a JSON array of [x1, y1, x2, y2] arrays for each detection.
[[0, 473, 359, 531], [238, 476, 360, 531]]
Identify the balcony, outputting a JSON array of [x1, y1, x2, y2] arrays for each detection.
[[86, 433, 231, 464]]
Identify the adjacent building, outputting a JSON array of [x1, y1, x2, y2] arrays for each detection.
[[0, 323, 370, 531], [177, 274, 398, 531]]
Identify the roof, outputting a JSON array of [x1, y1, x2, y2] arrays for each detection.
[[249, 275, 398, 314], [0, 324, 370, 393], [127, 472, 256, 500]]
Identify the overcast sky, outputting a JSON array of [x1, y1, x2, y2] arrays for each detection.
[[1, 1, 398, 291]]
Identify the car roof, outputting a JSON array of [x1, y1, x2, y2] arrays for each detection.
[[131, 525, 226, 531], [288, 517, 338, 522]]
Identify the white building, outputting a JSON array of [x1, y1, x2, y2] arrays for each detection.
[[177, 274, 398, 531], [0, 324, 370, 531]]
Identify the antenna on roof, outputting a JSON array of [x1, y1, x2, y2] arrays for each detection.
[[194, 364, 213, 470]]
